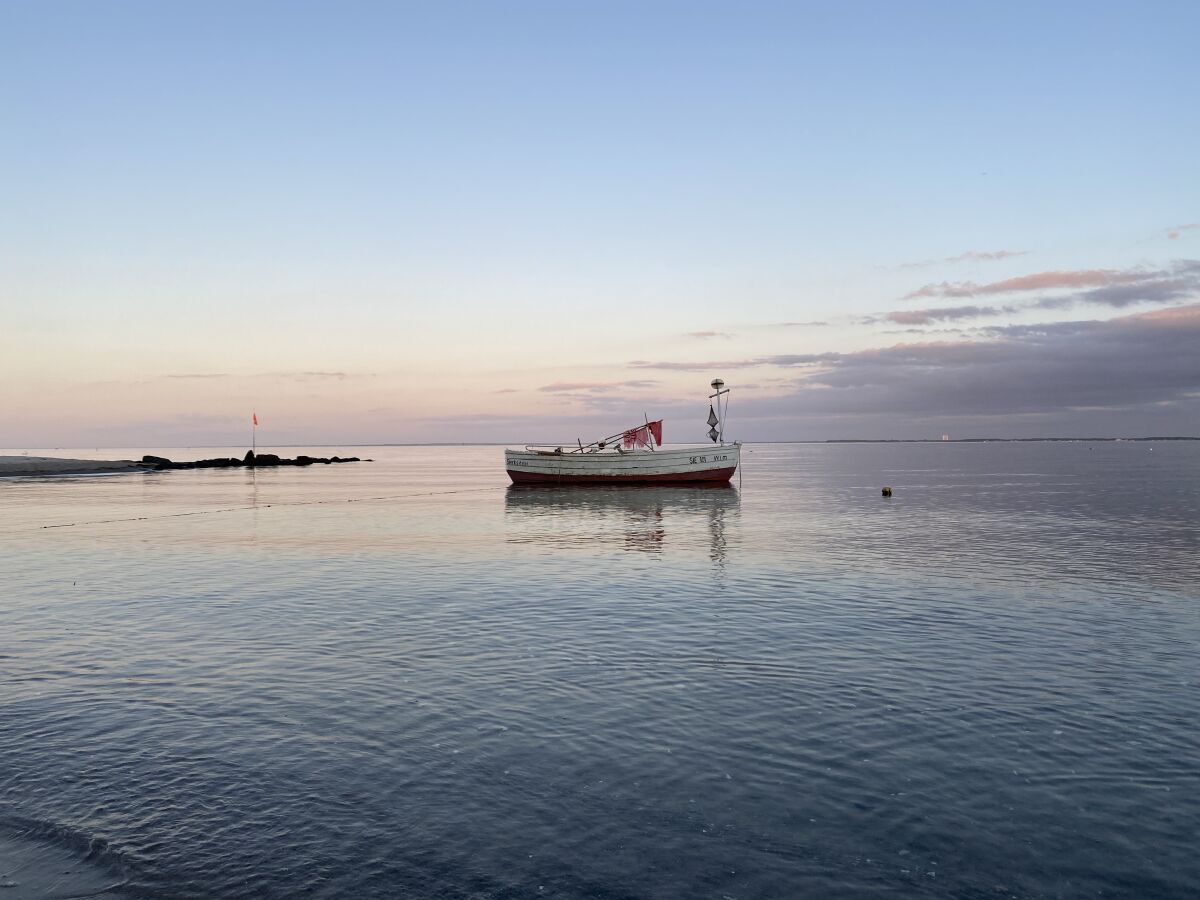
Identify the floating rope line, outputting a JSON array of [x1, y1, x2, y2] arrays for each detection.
[[5, 485, 509, 534]]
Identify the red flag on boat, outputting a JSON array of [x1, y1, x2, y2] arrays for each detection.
[[648, 420, 663, 446]]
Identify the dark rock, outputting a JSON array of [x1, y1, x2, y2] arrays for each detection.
[[147, 450, 362, 471], [143, 455, 187, 470], [194, 458, 240, 468]]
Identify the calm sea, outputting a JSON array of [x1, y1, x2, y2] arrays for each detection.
[[2, 443, 1197, 899]]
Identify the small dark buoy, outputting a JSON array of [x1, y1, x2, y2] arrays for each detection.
[[881, 486, 893, 497]]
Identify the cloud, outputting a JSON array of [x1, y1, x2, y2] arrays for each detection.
[[890, 260, 1200, 321], [880, 327, 975, 336], [162, 370, 364, 381], [628, 359, 760, 371], [768, 320, 830, 328], [880, 305, 1012, 325], [950, 249, 1028, 263], [738, 304, 1200, 424], [636, 261, 1200, 374], [1167, 224, 1199, 240], [292, 371, 353, 380], [757, 353, 844, 367], [628, 353, 840, 372], [898, 249, 1028, 270], [903, 268, 1147, 301], [1049, 270, 1200, 309], [492, 388, 520, 394], [539, 380, 659, 392], [685, 331, 735, 339]]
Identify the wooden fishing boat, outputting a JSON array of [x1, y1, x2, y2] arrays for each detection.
[[505, 380, 740, 485]]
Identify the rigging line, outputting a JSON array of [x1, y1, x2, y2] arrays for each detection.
[[4, 486, 509, 535]]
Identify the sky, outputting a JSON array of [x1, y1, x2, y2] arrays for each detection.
[[2, 0, 1198, 446]]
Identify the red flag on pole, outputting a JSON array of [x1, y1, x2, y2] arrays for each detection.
[[253, 412, 258, 426]]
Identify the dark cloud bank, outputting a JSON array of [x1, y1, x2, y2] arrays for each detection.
[[633, 305, 1200, 439]]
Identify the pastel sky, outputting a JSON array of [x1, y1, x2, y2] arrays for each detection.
[[2, 1, 1198, 446]]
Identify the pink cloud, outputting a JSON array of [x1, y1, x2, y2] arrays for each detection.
[[1167, 223, 1199, 240], [1121, 302, 1200, 324], [904, 268, 1148, 300]]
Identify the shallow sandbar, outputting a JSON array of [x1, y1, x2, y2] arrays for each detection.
[[0, 456, 148, 478]]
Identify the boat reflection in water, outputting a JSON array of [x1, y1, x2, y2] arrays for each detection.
[[504, 484, 739, 562]]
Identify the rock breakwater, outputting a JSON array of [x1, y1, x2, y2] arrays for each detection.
[[142, 452, 366, 470]]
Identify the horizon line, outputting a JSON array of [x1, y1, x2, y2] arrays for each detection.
[[4, 435, 1198, 451]]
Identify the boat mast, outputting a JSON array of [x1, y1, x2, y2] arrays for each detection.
[[710, 378, 729, 445]]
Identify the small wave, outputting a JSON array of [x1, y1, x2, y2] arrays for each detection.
[[0, 814, 133, 898]]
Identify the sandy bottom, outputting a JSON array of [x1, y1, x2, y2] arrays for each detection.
[[0, 832, 126, 899], [0, 456, 147, 477]]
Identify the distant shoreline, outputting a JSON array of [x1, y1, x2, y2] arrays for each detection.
[[821, 436, 1200, 443]]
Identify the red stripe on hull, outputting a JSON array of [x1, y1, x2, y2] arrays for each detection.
[[507, 466, 736, 485]]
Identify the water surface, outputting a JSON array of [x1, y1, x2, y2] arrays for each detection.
[[2, 443, 1197, 898]]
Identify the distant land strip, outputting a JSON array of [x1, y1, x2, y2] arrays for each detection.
[[823, 436, 1199, 443]]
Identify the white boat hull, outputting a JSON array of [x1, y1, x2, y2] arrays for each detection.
[[505, 444, 739, 485]]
